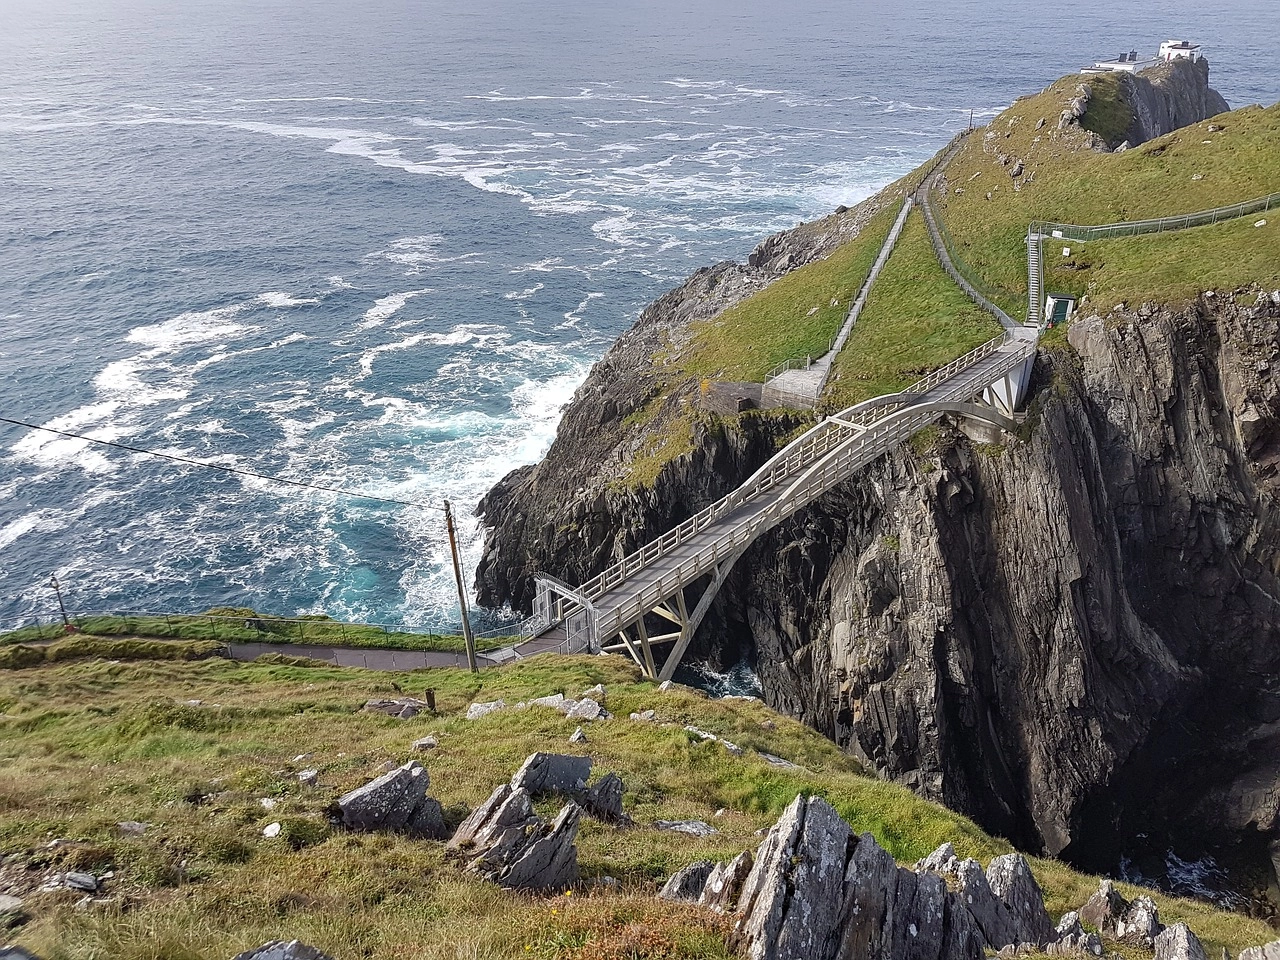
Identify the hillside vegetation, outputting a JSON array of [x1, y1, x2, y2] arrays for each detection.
[[0, 648, 1274, 960]]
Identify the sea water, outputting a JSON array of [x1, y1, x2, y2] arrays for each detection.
[[1, 0, 1277, 633]]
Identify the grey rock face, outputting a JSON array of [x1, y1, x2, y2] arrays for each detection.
[[1155, 923, 1209, 960], [915, 841, 959, 876], [700, 850, 754, 913], [1239, 939, 1280, 960], [231, 941, 335, 960], [411, 736, 438, 753], [1079, 879, 1127, 936], [654, 820, 717, 837], [336, 760, 447, 838], [659, 860, 715, 902], [568, 727, 587, 744], [0, 895, 26, 929], [581, 772, 626, 822], [510, 752, 592, 795], [986, 854, 1053, 946], [454, 793, 582, 891], [951, 858, 1021, 949], [1116, 895, 1162, 947]]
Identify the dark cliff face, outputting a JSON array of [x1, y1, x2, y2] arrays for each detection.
[[740, 297, 1280, 870], [1118, 58, 1231, 148]]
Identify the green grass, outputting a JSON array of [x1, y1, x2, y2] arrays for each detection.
[[0, 608, 513, 654], [934, 85, 1279, 310], [1044, 214, 1280, 312], [823, 211, 1003, 410], [677, 202, 902, 382], [1077, 73, 1134, 147], [0, 652, 1274, 960]]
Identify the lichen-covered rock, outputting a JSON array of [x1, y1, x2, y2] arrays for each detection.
[[465, 699, 505, 720], [336, 760, 446, 838], [654, 820, 717, 837], [1239, 939, 1280, 960], [510, 753, 592, 795], [700, 850, 754, 913], [580, 772, 626, 822], [952, 858, 1021, 949], [1155, 922, 1209, 960], [986, 854, 1053, 946], [659, 860, 715, 902], [1116, 895, 1163, 947], [1079, 879, 1128, 936], [466, 801, 581, 891], [231, 942, 335, 960], [915, 842, 959, 876]]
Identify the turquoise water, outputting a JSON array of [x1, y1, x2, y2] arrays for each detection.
[[1, 0, 1275, 631]]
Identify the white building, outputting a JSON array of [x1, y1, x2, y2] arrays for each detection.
[[1084, 39, 1202, 75], [1159, 40, 1202, 62]]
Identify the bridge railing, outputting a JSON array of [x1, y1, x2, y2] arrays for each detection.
[[575, 329, 1024, 607], [763, 335, 837, 383]]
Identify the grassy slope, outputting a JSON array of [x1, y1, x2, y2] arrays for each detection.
[[934, 83, 1280, 310], [0, 609, 513, 655], [0, 650, 1272, 960], [679, 202, 901, 382], [823, 211, 1003, 410]]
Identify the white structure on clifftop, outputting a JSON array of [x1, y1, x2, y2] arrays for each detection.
[[1086, 39, 1203, 75]]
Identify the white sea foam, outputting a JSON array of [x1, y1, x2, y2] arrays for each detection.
[[126, 304, 254, 350], [258, 291, 319, 308], [503, 283, 544, 301], [358, 288, 432, 330], [0, 511, 70, 553]]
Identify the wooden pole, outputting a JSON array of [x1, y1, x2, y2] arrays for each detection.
[[49, 574, 70, 631], [444, 500, 478, 673]]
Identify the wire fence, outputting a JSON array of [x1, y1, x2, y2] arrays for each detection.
[[1033, 191, 1280, 243]]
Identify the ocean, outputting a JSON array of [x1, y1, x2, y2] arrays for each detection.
[[1, 0, 1277, 633]]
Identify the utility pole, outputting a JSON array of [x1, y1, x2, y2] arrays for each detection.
[[968, 109, 974, 132], [443, 500, 478, 673], [50, 574, 70, 631]]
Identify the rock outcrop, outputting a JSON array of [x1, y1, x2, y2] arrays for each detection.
[[231, 944, 334, 960], [448, 784, 580, 891], [508, 752, 627, 822], [1109, 58, 1230, 149], [335, 760, 447, 838], [721, 796, 1068, 960]]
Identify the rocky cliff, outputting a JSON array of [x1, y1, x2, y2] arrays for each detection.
[[1116, 58, 1231, 148], [473, 68, 1277, 890]]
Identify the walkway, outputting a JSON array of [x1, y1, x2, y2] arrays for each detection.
[[762, 197, 915, 408]]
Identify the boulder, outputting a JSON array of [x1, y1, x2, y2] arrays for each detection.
[[411, 736, 438, 753], [580, 772, 626, 823], [0, 895, 26, 929], [363, 697, 430, 719], [530, 693, 568, 711], [1239, 940, 1280, 960], [654, 820, 717, 837], [915, 842, 960, 877], [460, 796, 581, 891], [449, 784, 537, 852], [298, 769, 318, 787], [630, 710, 656, 722], [231, 942, 335, 960], [888, 868, 947, 960], [335, 760, 447, 838], [942, 890, 989, 960], [1051, 912, 1104, 957], [510, 753, 592, 795], [1116, 895, 1162, 947], [568, 727, 587, 744], [986, 854, 1053, 946], [700, 850, 754, 913], [952, 857, 1021, 949], [1079, 879, 1128, 936], [659, 860, 716, 902], [566, 698, 606, 722], [1155, 923, 1208, 960], [465, 699, 505, 720], [836, 830, 901, 960]]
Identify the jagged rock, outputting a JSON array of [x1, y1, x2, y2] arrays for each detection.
[[1155, 923, 1209, 960], [733, 795, 852, 960], [700, 850, 754, 913], [231, 941, 335, 960], [915, 841, 959, 876], [449, 784, 536, 852], [659, 860, 715, 902], [838, 828, 901, 959], [654, 819, 717, 837], [580, 772, 626, 822], [891, 868, 948, 960], [582, 684, 606, 701], [943, 891, 989, 960], [568, 727, 587, 744], [1050, 912, 1104, 957], [630, 710, 656, 722], [335, 760, 446, 838], [298, 768, 318, 787], [1239, 939, 1280, 960], [1116, 895, 1162, 947], [1010, 162, 1024, 178], [363, 697, 430, 719], [510, 752, 592, 795], [530, 693, 567, 711], [1079, 879, 1128, 936], [412, 736, 438, 752], [465, 699, 505, 720], [987, 854, 1053, 946], [953, 857, 1021, 949], [458, 795, 581, 891], [566, 697, 606, 721]]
